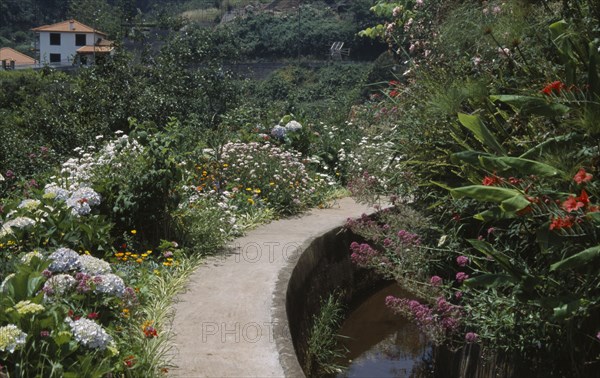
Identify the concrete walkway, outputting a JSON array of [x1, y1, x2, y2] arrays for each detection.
[[169, 197, 374, 377]]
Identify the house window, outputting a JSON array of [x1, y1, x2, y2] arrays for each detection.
[[50, 33, 61, 45], [75, 34, 86, 46], [49, 53, 61, 63]]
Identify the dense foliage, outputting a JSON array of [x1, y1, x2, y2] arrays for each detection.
[[346, 0, 600, 376]]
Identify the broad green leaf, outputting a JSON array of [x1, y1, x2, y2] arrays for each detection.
[[490, 95, 569, 117], [550, 245, 600, 271], [457, 113, 505, 155], [500, 195, 532, 212], [474, 207, 518, 221], [519, 133, 580, 159], [479, 156, 562, 177], [451, 186, 529, 211], [553, 298, 583, 320], [465, 274, 517, 288], [450, 150, 493, 165]]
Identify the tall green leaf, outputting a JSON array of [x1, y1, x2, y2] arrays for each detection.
[[451, 185, 529, 211], [479, 156, 562, 177], [550, 245, 600, 271], [490, 95, 569, 117], [457, 113, 505, 155]]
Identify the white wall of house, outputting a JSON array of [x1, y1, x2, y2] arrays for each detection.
[[38, 32, 98, 65]]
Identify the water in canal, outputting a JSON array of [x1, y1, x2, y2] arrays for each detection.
[[336, 283, 433, 378]]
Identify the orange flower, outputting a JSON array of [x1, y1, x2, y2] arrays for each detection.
[[142, 320, 158, 338]]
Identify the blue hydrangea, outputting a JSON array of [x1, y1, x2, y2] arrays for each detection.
[[270, 125, 287, 139], [43, 184, 70, 201], [66, 187, 101, 216], [48, 248, 82, 272], [67, 317, 113, 350], [93, 274, 125, 297]]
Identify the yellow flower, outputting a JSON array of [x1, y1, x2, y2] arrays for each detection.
[[253, 188, 261, 194], [222, 163, 229, 168], [84, 250, 91, 255], [247, 198, 255, 205], [131, 230, 137, 235], [136, 258, 143, 264], [122, 308, 130, 318], [122, 257, 128, 262], [269, 182, 275, 186], [153, 269, 161, 276], [131, 254, 139, 258], [141, 253, 148, 257], [125, 252, 131, 256], [163, 262, 172, 267], [115, 252, 124, 257], [146, 250, 153, 254]]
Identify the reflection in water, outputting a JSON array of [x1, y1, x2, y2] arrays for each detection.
[[336, 284, 433, 378]]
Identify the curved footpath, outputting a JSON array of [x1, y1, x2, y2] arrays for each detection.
[[169, 197, 375, 377]]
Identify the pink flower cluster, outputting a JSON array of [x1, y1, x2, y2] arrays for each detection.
[[386, 295, 462, 344], [397, 230, 421, 246], [350, 241, 390, 268]]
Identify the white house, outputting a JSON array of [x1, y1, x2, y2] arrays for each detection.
[[31, 19, 114, 66]]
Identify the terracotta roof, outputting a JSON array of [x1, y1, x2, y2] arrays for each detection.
[[76, 45, 114, 54], [31, 19, 107, 36], [0, 47, 36, 65]]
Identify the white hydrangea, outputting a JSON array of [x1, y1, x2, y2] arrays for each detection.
[[93, 274, 125, 297], [79, 255, 111, 275], [0, 217, 36, 237], [48, 248, 82, 272], [0, 324, 27, 353], [43, 274, 76, 297], [20, 251, 44, 265], [67, 317, 113, 350], [284, 120, 302, 132], [14, 300, 45, 315], [17, 199, 41, 211]]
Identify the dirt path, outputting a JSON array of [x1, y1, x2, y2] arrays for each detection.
[[169, 197, 374, 377]]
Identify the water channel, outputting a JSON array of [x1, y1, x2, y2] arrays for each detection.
[[335, 283, 434, 378]]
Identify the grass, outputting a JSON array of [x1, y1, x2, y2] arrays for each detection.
[[306, 292, 347, 376]]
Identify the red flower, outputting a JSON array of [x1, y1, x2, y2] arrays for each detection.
[[124, 355, 136, 368], [563, 190, 590, 212], [549, 216, 574, 230], [389, 89, 400, 97], [562, 196, 585, 212], [87, 312, 99, 319], [482, 175, 502, 186], [573, 168, 592, 184], [389, 80, 400, 86], [542, 81, 566, 95]]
